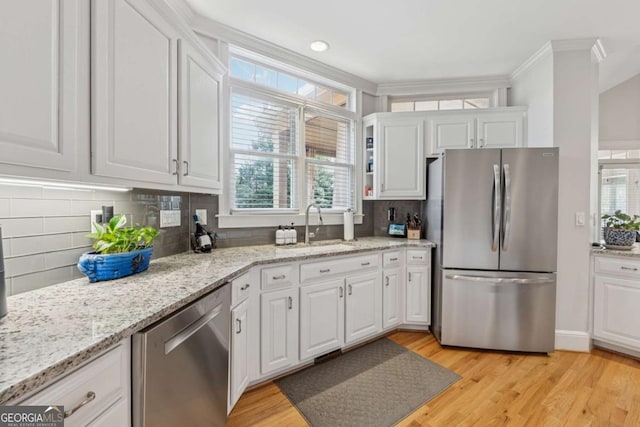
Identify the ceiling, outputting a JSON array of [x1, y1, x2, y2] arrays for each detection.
[[186, 0, 640, 91]]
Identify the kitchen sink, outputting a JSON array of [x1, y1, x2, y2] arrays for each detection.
[[275, 243, 353, 255]]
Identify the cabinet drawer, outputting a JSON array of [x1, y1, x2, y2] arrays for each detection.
[[383, 251, 402, 268], [231, 271, 253, 306], [300, 253, 379, 284], [406, 249, 429, 265], [261, 264, 295, 291], [595, 256, 640, 280], [21, 343, 128, 427]]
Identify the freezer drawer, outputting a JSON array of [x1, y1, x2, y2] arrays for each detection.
[[441, 270, 555, 352]]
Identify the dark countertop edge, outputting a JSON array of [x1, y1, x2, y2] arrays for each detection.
[[0, 239, 434, 404]]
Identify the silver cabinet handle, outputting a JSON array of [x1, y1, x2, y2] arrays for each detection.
[[240, 284, 250, 291], [183, 160, 189, 176], [320, 268, 330, 273], [361, 262, 370, 266], [385, 276, 389, 286], [348, 284, 353, 295], [236, 318, 242, 334], [288, 296, 293, 310], [172, 159, 179, 175], [339, 287, 343, 298], [412, 256, 422, 260], [381, 183, 385, 192], [390, 257, 398, 261], [621, 266, 639, 271], [408, 272, 412, 282], [502, 163, 512, 251], [165, 304, 222, 354], [469, 138, 474, 148], [479, 138, 484, 148], [64, 391, 96, 418], [492, 164, 501, 252], [272, 274, 285, 280]]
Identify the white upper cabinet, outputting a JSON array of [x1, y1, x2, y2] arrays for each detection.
[[178, 39, 224, 190], [428, 108, 526, 156], [477, 113, 524, 149], [91, 0, 226, 191], [0, 0, 82, 173], [430, 115, 475, 152], [92, 0, 179, 185], [378, 117, 425, 199]]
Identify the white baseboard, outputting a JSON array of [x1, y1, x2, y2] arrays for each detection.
[[555, 330, 592, 352]]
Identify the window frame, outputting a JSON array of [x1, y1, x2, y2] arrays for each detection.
[[598, 159, 640, 240], [388, 92, 494, 112], [220, 72, 362, 229]]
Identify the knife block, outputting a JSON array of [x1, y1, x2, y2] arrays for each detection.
[[407, 228, 421, 240]]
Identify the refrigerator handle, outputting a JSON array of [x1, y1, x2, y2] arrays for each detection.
[[503, 163, 512, 251], [445, 274, 554, 284], [492, 164, 501, 252]]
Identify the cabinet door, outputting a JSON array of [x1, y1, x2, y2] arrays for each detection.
[[92, 0, 178, 184], [260, 288, 297, 375], [86, 398, 130, 427], [429, 115, 475, 155], [405, 266, 430, 324], [383, 268, 402, 329], [477, 113, 524, 149], [0, 0, 81, 173], [378, 118, 425, 199], [300, 279, 345, 360], [178, 40, 225, 190], [229, 299, 249, 412], [594, 275, 640, 350], [345, 272, 382, 343]]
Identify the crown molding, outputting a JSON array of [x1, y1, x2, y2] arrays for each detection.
[[510, 42, 552, 81], [191, 15, 378, 94], [375, 75, 511, 97], [164, 0, 196, 25], [511, 38, 607, 81]]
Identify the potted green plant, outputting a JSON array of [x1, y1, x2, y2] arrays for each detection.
[[78, 214, 160, 282], [602, 210, 640, 247]]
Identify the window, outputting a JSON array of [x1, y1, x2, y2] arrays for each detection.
[[599, 149, 640, 237], [390, 97, 490, 112]]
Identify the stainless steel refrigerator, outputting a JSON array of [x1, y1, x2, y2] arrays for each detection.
[[426, 148, 558, 352]]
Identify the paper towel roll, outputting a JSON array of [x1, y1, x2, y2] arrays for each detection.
[[343, 210, 354, 241]]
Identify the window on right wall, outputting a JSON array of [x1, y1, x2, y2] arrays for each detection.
[[598, 149, 640, 238], [390, 97, 490, 112]]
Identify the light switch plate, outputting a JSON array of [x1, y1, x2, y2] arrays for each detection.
[[160, 210, 181, 228], [195, 209, 207, 225], [575, 212, 586, 227]]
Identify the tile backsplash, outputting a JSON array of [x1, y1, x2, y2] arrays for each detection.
[[1, 183, 421, 295]]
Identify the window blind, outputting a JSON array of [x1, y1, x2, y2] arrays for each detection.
[[231, 93, 297, 210], [600, 166, 640, 232], [304, 111, 354, 210]]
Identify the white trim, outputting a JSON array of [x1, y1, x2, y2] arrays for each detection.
[[550, 38, 601, 53], [164, 0, 196, 25], [218, 212, 364, 228], [510, 42, 552, 81], [591, 39, 607, 63], [555, 329, 592, 352], [376, 76, 511, 97], [191, 15, 377, 94], [593, 339, 640, 359]]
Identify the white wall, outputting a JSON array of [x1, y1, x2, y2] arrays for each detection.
[[510, 52, 554, 147], [599, 73, 640, 145]]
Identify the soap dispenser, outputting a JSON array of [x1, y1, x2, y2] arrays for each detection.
[[276, 226, 285, 245], [289, 223, 297, 244]]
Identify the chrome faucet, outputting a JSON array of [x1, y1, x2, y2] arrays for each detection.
[[305, 203, 324, 244]]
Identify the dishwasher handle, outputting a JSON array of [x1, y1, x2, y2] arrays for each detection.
[[164, 303, 223, 354]]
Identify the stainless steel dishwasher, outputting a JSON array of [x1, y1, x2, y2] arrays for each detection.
[[133, 283, 230, 427]]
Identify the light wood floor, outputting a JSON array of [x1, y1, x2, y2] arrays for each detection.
[[228, 331, 640, 427]]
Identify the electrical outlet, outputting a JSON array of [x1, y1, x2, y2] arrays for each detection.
[[195, 209, 207, 225], [160, 210, 181, 228], [90, 210, 102, 233]]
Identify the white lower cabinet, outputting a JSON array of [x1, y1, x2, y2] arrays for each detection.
[[345, 272, 382, 343], [593, 269, 640, 351], [300, 279, 345, 360], [382, 267, 403, 329], [20, 341, 130, 427], [229, 299, 249, 412], [260, 288, 298, 375], [405, 265, 431, 324]]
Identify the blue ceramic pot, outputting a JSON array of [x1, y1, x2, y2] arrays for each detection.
[[77, 247, 153, 283], [603, 228, 636, 247]]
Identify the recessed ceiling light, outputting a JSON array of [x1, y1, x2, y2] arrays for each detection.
[[310, 40, 330, 52]]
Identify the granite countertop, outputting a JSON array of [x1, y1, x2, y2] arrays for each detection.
[[0, 237, 434, 404], [591, 243, 640, 258]]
